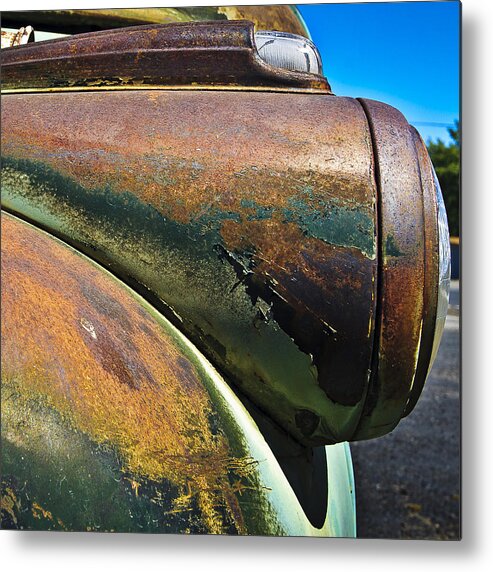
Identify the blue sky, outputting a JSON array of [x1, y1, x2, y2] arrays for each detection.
[[298, 1, 460, 144]]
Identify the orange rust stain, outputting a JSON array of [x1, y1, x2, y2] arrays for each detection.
[[32, 501, 54, 521], [220, 217, 366, 312], [1, 213, 247, 533], [1, 487, 20, 525], [1, 92, 374, 224]]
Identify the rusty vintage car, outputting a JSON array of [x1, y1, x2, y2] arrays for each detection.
[[0, 6, 450, 535]]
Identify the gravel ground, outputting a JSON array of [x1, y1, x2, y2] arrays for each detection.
[[350, 281, 460, 539]]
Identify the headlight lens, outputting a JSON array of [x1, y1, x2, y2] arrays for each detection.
[[429, 170, 451, 370], [254, 30, 323, 75]]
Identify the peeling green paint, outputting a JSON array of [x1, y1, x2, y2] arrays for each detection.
[[285, 196, 375, 258], [238, 195, 375, 258], [1, 154, 374, 445]]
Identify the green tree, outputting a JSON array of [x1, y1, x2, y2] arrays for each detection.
[[426, 120, 460, 237]]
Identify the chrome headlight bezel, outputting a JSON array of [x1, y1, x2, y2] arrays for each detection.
[[429, 169, 451, 370]]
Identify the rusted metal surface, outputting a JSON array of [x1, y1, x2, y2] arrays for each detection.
[[0, 26, 34, 49], [0, 74, 440, 446], [2, 6, 309, 37], [1, 211, 355, 535], [353, 99, 428, 440], [1, 21, 329, 93], [403, 128, 440, 416], [1, 90, 378, 445]]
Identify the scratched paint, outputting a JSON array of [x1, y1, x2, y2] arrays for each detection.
[[1, 87, 436, 445], [1, 90, 379, 445], [1, 212, 355, 535], [1, 212, 257, 533]]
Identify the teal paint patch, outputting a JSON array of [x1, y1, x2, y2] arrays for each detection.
[[240, 193, 375, 258], [286, 196, 375, 258], [1, 155, 233, 248], [1, 154, 374, 258], [240, 198, 274, 220], [240, 198, 257, 209], [1, 154, 373, 446], [385, 234, 403, 257]]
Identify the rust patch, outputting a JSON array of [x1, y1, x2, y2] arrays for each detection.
[[219, 216, 373, 405], [1, 92, 370, 217], [354, 99, 427, 439], [1, 90, 381, 444], [1, 212, 254, 533], [1, 487, 20, 525], [1, 21, 329, 93]]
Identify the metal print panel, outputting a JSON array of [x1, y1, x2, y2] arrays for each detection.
[[1, 2, 460, 538]]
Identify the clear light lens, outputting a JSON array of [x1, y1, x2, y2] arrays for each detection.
[[254, 30, 323, 76], [429, 170, 451, 370]]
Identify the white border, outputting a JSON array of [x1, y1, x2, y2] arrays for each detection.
[[2, 0, 492, 570]]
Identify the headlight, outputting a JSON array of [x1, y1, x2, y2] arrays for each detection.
[[430, 170, 451, 368], [254, 30, 323, 75]]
